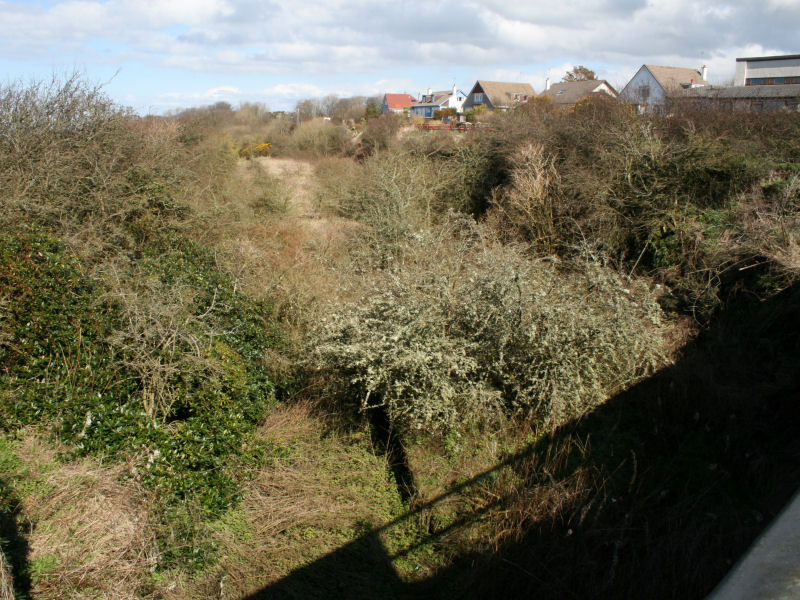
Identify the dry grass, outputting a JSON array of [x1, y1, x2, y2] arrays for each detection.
[[184, 155, 364, 336], [178, 402, 403, 599], [4, 434, 162, 600], [0, 552, 12, 600]]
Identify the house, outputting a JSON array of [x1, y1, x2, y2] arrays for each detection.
[[382, 93, 416, 115], [734, 54, 800, 86], [462, 80, 536, 112], [539, 79, 618, 108], [678, 84, 800, 113], [618, 65, 710, 112], [409, 86, 467, 119]]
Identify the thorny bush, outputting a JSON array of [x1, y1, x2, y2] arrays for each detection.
[[306, 216, 667, 436]]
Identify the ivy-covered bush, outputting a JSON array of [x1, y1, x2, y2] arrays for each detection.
[[306, 217, 666, 435], [0, 233, 282, 524]]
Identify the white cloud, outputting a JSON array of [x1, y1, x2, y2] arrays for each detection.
[[4, 0, 800, 111]]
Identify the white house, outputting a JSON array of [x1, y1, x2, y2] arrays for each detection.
[[409, 86, 467, 119], [618, 65, 710, 112]]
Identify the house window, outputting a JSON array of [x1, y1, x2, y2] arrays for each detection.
[[473, 92, 484, 104]]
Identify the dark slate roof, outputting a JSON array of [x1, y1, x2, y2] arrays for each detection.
[[736, 54, 800, 62], [685, 84, 800, 99]]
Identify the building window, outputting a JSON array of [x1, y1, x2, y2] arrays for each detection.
[[746, 76, 800, 86], [473, 92, 484, 104]]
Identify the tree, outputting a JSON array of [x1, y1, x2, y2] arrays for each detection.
[[295, 98, 322, 121], [332, 96, 369, 123], [563, 65, 597, 82], [364, 99, 382, 120], [320, 94, 340, 118]]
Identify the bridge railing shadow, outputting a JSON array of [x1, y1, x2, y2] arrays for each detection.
[[0, 475, 31, 599], [246, 281, 800, 600]]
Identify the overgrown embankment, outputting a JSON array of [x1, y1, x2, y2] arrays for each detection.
[[292, 97, 800, 598], [1, 82, 798, 599], [0, 76, 292, 593]]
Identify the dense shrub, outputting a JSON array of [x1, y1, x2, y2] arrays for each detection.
[[306, 216, 666, 435], [239, 141, 272, 158], [315, 138, 507, 265], [0, 232, 130, 428], [0, 77, 287, 569], [0, 233, 282, 522], [290, 118, 349, 157], [465, 104, 488, 123], [433, 107, 458, 120], [487, 97, 800, 317], [356, 113, 404, 157]]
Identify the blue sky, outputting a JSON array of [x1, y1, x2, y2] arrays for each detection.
[[1, 0, 799, 114]]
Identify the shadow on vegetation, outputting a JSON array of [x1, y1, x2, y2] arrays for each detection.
[[244, 280, 800, 600], [369, 406, 418, 503], [0, 476, 31, 598]]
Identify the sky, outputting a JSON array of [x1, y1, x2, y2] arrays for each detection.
[[1, 0, 799, 114]]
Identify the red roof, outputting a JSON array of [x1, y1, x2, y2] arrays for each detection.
[[384, 93, 416, 109]]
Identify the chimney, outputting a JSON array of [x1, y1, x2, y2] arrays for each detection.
[[452, 84, 457, 96], [701, 65, 708, 81], [545, 76, 551, 91]]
